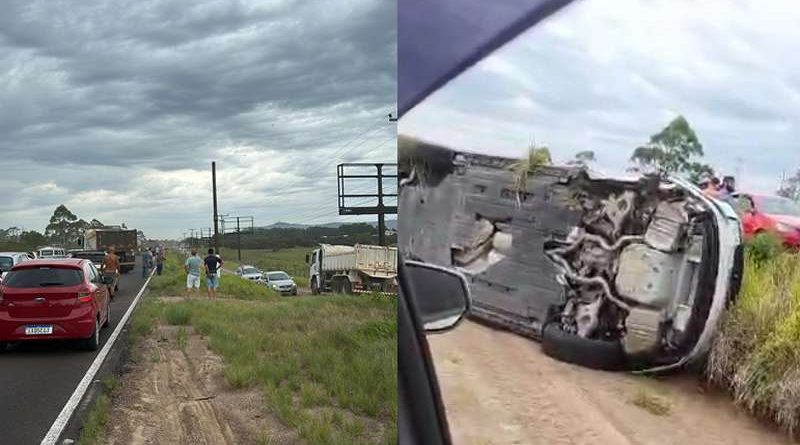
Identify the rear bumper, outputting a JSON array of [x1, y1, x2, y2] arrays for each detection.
[[0, 306, 96, 342]]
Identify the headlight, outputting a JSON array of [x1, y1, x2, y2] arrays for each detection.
[[776, 222, 797, 233]]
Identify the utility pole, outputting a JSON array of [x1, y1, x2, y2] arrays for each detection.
[[212, 162, 220, 254], [377, 163, 386, 246], [236, 217, 242, 262]]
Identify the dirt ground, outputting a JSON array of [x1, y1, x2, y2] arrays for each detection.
[[102, 324, 302, 445], [428, 320, 794, 445]]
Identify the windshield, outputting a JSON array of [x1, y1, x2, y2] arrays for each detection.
[[0, 256, 13, 272], [2, 266, 83, 288], [757, 196, 800, 217], [268, 272, 290, 281], [242, 267, 260, 275]]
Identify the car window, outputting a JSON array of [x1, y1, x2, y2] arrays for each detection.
[[268, 272, 290, 281], [243, 267, 260, 274], [2, 266, 84, 288], [0, 256, 13, 272]]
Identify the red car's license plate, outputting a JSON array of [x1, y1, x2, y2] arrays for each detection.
[[25, 325, 53, 335]]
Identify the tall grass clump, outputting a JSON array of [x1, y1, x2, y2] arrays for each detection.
[[708, 246, 800, 434]]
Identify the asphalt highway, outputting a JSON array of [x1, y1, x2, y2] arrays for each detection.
[[0, 258, 148, 445]]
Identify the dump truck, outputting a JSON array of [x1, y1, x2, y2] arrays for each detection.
[[307, 244, 398, 294], [82, 227, 138, 273]]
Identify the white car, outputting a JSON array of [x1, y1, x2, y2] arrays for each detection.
[[36, 246, 68, 259], [0, 252, 31, 282], [264, 271, 298, 296], [235, 265, 263, 282]]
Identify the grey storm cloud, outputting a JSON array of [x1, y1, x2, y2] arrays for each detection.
[[400, 0, 800, 194], [0, 0, 397, 238]]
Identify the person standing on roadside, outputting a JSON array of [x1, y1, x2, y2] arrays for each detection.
[[204, 248, 223, 299], [142, 248, 153, 278], [156, 248, 165, 276], [101, 247, 120, 297], [184, 249, 202, 298]]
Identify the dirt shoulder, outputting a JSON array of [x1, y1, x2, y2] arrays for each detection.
[[428, 321, 793, 445], [102, 323, 301, 445]]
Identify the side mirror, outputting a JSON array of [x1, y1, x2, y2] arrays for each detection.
[[102, 275, 114, 285], [403, 260, 471, 332]]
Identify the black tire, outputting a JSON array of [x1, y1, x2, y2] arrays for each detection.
[[0, 342, 7, 353], [82, 319, 100, 351], [541, 322, 627, 371], [343, 280, 352, 295], [332, 280, 342, 294], [102, 303, 111, 328], [311, 279, 320, 295]]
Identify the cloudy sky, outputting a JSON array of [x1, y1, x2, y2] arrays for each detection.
[[0, 0, 396, 239], [401, 0, 800, 194]]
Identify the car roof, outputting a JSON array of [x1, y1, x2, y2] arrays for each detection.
[[12, 258, 86, 269], [266, 270, 288, 274], [0, 252, 28, 256]]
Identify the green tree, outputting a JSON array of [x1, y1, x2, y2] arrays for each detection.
[[20, 230, 47, 249], [630, 116, 712, 179], [777, 169, 800, 201], [45, 205, 84, 247]]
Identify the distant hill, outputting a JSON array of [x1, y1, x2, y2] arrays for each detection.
[[262, 219, 397, 231]]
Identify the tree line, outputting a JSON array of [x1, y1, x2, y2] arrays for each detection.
[[0, 204, 129, 251], [193, 222, 397, 251]]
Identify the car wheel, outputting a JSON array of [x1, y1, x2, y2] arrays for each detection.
[[541, 322, 627, 371], [311, 279, 320, 295], [103, 303, 111, 328], [343, 280, 352, 295], [0, 342, 7, 353], [82, 319, 100, 351]]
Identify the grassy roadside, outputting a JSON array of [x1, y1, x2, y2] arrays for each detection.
[[75, 377, 117, 445], [219, 247, 310, 288], [126, 253, 397, 444], [708, 236, 800, 435], [149, 252, 280, 300]]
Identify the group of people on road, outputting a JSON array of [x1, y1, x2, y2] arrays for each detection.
[[699, 174, 736, 204], [184, 248, 224, 299], [141, 246, 165, 278]]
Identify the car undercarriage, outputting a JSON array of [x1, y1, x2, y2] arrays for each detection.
[[399, 138, 743, 372]]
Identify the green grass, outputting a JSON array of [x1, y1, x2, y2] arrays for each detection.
[[76, 378, 118, 445], [219, 247, 310, 288], [708, 247, 800, 434], [131, 253, 396, 444]]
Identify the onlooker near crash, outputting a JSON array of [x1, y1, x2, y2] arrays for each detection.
[[184, 249, 202, 298], [101, 247, 120, 296], [204, 248, 224, 299]]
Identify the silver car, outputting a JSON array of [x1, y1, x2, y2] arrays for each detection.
[[235, 265, 263, 282], [264, 271, 298, 296]]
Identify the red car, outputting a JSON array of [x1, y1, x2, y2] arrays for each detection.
[[0, 258, 112, 351], [734, 193, 800, 248]]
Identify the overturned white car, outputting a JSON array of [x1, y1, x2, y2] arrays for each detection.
[[399, 140, 744, 372]]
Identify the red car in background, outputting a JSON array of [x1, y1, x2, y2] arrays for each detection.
[[733, 193, 800, 248], [0, 258, 112, 351]]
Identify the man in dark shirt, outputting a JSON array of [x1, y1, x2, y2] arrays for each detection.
[[204, 248, 223, 299]]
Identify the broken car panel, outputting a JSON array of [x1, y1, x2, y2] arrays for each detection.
[[399, 138, 743, 372]]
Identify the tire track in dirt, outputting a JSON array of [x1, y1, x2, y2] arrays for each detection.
[[103, 325, 302, 445], [428, 321, 793, 445]]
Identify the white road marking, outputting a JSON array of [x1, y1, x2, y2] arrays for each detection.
[[40, 269, 156, 445]]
